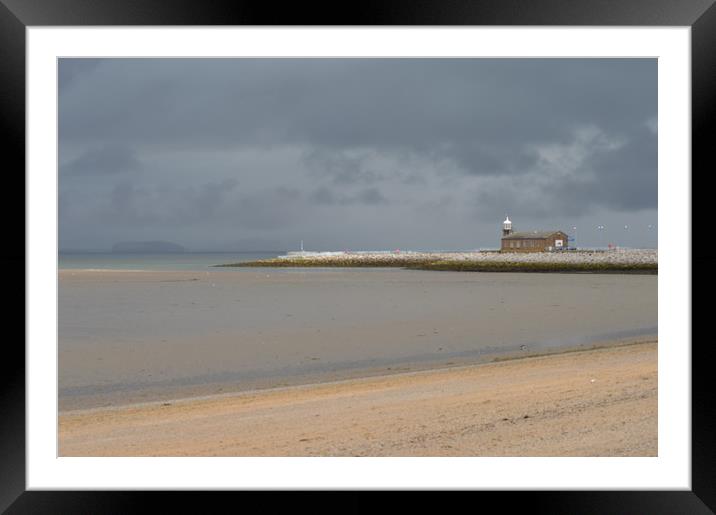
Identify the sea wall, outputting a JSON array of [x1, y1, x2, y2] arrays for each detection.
[[219, 248, 657, 273]]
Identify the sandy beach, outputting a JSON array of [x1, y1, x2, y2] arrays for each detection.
[[59, 340, 657, 457]]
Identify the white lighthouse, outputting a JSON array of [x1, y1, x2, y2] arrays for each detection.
[[502, 216, 513, 237]]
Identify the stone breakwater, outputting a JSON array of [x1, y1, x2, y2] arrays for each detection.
[[219, 249, 657, 273]]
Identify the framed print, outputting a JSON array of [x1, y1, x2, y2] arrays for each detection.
[[3, 0, 711, 512]]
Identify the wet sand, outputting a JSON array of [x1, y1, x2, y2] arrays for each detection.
[[59, 341, 657, 457], [59, 268, 657, 410]]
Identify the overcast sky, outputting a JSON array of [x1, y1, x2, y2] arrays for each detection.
[[59, 58, 657, 251]]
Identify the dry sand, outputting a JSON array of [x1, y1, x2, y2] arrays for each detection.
[[59, 340, 657, 457]]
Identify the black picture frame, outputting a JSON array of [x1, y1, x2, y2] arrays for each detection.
[[3, 0, 709, 512]]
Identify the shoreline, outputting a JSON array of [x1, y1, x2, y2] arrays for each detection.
[[59, 332, 656, 413], [59, 340, 658, 457], [61, 336, 655, 416]]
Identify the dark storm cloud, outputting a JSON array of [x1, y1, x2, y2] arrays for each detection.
[[58, 58, 657, 250], [59, 59, 655, 155]]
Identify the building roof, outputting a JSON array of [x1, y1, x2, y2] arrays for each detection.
[[502, 230, 565, 240]]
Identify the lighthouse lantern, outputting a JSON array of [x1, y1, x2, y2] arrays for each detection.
[[503, 216, 513, 237]]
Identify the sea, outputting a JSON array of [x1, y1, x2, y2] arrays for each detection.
[[58, 263, 658, 411], [58, 251, 283, 271]]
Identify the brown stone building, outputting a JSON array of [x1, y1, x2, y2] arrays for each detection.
[[500, 216, 568, 253]]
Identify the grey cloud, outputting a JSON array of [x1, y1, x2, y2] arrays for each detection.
[[63, 179, 304, 239], [309, 186, 387, 206], [434, 142, 539, 176], [59, 59, 655, 154], [471, 123, 657, 219], [303, 149, 380, 185], [104, 181, 160, 225], [569, 125, 657, 212], [193, 178, 239, 216], [274, 186, 301, 201], [61, 145, 143, 176], [110, 182, 133, 212], [230, 187, 304, 231], [58, 58, 103, 92], [309, 186, 337, 205], [58, 58, 657, 250], [357, 187, 387, 205]]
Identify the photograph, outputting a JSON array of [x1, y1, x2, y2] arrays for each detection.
[[0, 0, 709, 503], [57, 57, 658, 457]]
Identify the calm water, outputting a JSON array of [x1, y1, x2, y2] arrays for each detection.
[[59, 268, 657, 410], [58, 252, 282, 271]]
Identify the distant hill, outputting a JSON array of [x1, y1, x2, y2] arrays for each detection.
[[111, 241, 186, 253]]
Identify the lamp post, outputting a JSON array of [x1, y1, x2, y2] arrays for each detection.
[[572, 226, 577, 250]]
